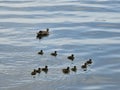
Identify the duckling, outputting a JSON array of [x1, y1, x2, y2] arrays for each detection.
[[62, 67, 70, 74], [36, 33, 42, 39], [51, 51, 57, 56], [67, 54, 74, 61], [36, 68, 41, 74], [86, 59, 92, 64], [81, 63, 87, 71], [42, 66, 48, 74], [71, 66, 77, 72], [31, 69, 37, 75], [38, 28, 49, 36], [38, 50, 44, 55]]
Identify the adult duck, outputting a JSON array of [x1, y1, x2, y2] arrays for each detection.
[[36, 28, 49, 39], [38, 28, 49, 36]]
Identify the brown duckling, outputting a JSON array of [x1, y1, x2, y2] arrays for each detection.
[[36, 68, 41, 74], [71, 66, 77, 72], [62, 67, 70, 74], [67, 54, 74, 61], [38, 50, 44, 55], [86, 59, 92, 65], [51, 51, 57, 56], [81, 63, 87, 71], [42, 66, 48, 74], [31, 69, 37, 75]]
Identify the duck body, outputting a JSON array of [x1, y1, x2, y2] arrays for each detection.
[[37, 28, 49, 36], [67, 54, 74, 61], [51, 51, 57, 56], [38, 50, 44, 55], [71, 66, 77, 72], [36, 28, 49, 39], [62, 67, 70, 74]]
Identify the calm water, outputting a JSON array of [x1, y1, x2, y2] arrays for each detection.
[[0, 0, 120, 90]]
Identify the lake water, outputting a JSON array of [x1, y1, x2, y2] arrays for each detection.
[[0, 0, 120, 90]]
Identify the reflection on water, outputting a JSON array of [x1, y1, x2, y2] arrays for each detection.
[[0, 0, 120, 90]]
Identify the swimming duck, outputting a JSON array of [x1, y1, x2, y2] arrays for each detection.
[[36, 28, 49, 39], [62, 67, 70, 74], [51, 51, 57, 56], [38, 28, 49, 36], [38, 50, 44, 55], [42, 66, 48, 74], [67, 54, 74, 61], [86, 59, 92, 64], [36, 68, 41, 74], [71, 66, 77, 72], [81, 63, 87, 71], [31, 69, 37, 75]]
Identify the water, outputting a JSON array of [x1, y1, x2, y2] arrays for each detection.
[[0, 0, 120, 90]]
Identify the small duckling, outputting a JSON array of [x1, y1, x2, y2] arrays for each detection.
[[62, 67, 70, 74], [42, 66, 48, 74], [86, 59, 92, 65], [31, 69, 37, 75], [38, 50, 44, 55], [36, 33, 42, 39], [36, 68, 41, 74], [71, 66, 77, 72], [81, 63, 87, 71], [51, 51, 57, 56], [67, 54, 74, 61]]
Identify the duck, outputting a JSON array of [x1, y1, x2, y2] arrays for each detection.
[[51, 51, 57, 56], [86, 59, 92, 65], [42, 66, 48, 74], [38, 50, 44, 55], [62, 67, 70, 74], [36, 68, 41, 74], [31, 69, 37, 75], [37, 28, 49, 36], [36, 28, 49, 39], [67, 54, 74, 61], [71, 66, 77, 72], [81, 63, 87, 71]]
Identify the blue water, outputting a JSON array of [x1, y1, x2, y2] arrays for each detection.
[[0, 0, 120, 90]]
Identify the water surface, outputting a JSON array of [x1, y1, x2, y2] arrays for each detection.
[[0, 0, 120, 90]]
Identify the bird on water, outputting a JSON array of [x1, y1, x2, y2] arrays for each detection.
[[62, 67, 70, 74], [51, 51, 57, 56], [67, 54, 75, 61]]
